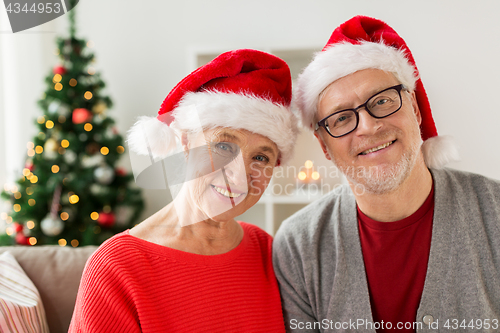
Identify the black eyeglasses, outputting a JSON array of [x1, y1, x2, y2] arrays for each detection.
[[315, 84, 405, 138]]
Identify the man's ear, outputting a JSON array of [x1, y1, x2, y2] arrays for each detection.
[[314, 132, 332, 161], [408, 90, 422, 125]]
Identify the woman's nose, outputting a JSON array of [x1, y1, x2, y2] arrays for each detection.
[[223, 155, 248, 187]]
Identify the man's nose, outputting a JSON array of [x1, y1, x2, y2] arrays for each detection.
[[355, 108, 382, 136]]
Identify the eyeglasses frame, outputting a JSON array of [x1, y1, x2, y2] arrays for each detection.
[[315, 84, 406, 138]]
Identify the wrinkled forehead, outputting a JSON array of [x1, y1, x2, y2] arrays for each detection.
[[317, 69, 401, 117]]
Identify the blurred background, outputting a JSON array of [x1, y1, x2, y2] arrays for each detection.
[[1, 0, 500, 235]]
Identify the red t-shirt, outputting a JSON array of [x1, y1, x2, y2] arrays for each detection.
[[358, 185, 434, 332]]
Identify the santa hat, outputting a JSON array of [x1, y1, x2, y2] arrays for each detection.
[[295, 15, 459, 169], [127, 49, 298, 164]]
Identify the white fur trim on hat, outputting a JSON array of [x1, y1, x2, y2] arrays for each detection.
[[295, 41, 418, 131], [421, 135, 460, 169], [127, 91, 298, 164], [171, 91, 298, 164]]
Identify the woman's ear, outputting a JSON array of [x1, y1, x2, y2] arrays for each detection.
[[181, 132, 190, 157]]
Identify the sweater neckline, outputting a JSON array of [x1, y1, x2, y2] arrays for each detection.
[[120, 221, 251, 266], [357, 182, 435, 231]]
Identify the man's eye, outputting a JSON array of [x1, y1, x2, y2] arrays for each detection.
[[376, 98, 389, 105]]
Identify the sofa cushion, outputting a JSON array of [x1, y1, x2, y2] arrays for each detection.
[[0, 251, 49, 332], [0, 246, 98, 333]]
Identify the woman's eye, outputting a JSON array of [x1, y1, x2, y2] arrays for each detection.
[[215, 142, 233, 153], [254, 155, 269, 163]]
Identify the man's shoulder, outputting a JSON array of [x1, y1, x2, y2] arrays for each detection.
[[274, 184, 355, 243], [432, 167, 500, 194]]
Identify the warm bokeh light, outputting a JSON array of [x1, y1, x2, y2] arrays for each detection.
[[46, 120, 54, 129], [14, 192, 21, 199], [5, 227, 14, 236], [58, 147, 66, 155], [0, 212, 7, 220], [84, 123, 93, 131], [13, 204, 21, 212], [90, 212, 99, 220], [22, 168, 30, 177], [53, 74, 62, 83], [100, 147, 109, 155], [35, 145, 44, 154], [69, 194, 80, 204], [305, 160, 313, 169], [312, 171, 320, 180], [69, 78, 77, 86], [61, 139, 70, 148], [37, 116, 45, 124], [88, 67, 96, 75], [60, 212, 69, 221], [26, 187, 34, 195], [84, 91, 93, 100], [28, 199, 36, 206], [30, 175, 38, 183], [26, 221, 35, 229], [71, 239, 79, 247], [27, 149, 35, 157], [58, 239, 67, 246], [52, 165, 60, 173], [116, 146, 125, 154], [55, 83, 63, 91], [298, 171, 307, 181], [29, 237, 37, 246], [27, 142, 35, 149]]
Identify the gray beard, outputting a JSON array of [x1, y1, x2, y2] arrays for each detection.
[[334, 140, 422, 195]]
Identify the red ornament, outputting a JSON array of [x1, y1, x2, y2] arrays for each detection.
[[53, 65, 67, 75], [72, 108, 93, 124], [115, 168, 127, 177], [12, 222, 23, 233], [97, 212, 116, 228], [15, 232, 29, 245], [25, 160, 34, 172]]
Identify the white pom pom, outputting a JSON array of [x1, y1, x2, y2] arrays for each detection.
[[127, 116, 178, 159], [421, 135, 460, 169]]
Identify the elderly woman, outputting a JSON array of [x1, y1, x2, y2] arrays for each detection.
[[69, 49, 298, 332]]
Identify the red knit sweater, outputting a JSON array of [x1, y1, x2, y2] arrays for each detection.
[[69, 222, 285, 332]]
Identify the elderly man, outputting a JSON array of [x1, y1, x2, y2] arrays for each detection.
[[273, 16, 500, 333]]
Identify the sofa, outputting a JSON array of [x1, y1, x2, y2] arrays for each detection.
[[0, 245, 98, 333]]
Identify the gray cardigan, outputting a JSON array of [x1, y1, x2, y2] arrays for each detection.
[[273, 168, 500, 332]]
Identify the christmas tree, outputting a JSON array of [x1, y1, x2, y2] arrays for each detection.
[[0, 5, 144, 246]]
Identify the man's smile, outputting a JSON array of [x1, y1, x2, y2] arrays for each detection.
[[359, 140, 396, 156]]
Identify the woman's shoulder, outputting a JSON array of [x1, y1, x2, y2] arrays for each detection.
[[238, 221, 273, 248]]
